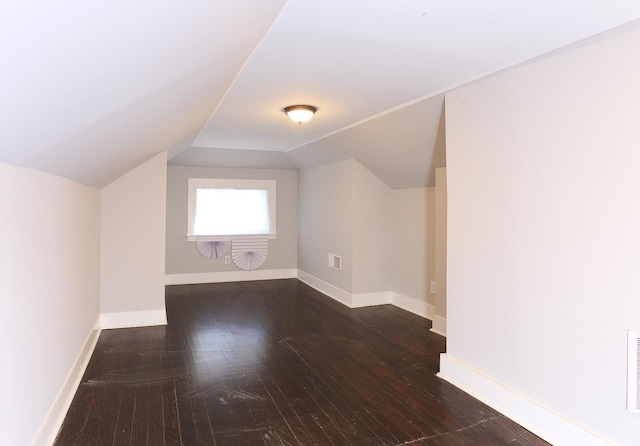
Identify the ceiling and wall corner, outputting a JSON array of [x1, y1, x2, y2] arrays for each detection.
[[0, 0, 288, 188], [168, 147, 297, 170], [286, 95, 446, 189], [2, 1, 640, 189]]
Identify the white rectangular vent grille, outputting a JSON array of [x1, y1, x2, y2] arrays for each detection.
[[628, 330, 640, 414], [328, 253, 341, 270]]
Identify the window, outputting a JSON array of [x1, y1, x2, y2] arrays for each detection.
[[187, 178, 276, 241]]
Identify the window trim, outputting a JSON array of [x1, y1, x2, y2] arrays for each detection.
[[187, 178, 277, 242]]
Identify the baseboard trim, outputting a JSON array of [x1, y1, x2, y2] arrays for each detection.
[[430, 314, 447, 337], [296, 273, 392, 308], [165, 268, 298, 285], [32, 323, 101, 446], [391, 292, 434, 320], [297, 270, 353, 307], [351, 291, 392, 307], [297, 272, 439, 315], [99, 309, 167, 329], [438, 354, 611, 446]]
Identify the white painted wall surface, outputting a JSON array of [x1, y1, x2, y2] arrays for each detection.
[[434, 167, 447, 320], [165, 166, 297, 275], [298, 160, 354, 293], [445, 22, 640, 445], [352, 161, 392, 295], [101, 151, 167, 319], [0, 163, 100, 446], [392, 187, 435, 306]]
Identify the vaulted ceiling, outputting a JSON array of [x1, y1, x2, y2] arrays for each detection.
[[3, 1, 640, 188]]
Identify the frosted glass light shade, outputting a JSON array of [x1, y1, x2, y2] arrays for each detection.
[[282, 105, 317, 124]]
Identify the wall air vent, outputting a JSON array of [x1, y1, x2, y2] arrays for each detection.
[[328, 253, 341, 271], [628, 330, 640, 414]]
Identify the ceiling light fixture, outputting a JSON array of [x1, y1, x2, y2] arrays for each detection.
[[282, 105, 317, 125]]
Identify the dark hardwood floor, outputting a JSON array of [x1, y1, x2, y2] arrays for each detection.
[[55, 279, 549, 445]]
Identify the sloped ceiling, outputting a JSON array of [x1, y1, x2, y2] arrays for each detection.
[[287, 95, 446, 189], [0, 0, 288, 187], [3, 1, 640, 188]]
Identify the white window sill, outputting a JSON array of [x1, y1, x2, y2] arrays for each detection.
[[187, 233, 277, 242]]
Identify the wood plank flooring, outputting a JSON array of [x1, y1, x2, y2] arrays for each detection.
[[55, 279, 549, 445]]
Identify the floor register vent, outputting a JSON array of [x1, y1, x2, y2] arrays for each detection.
[[628, 330, 640, 414]]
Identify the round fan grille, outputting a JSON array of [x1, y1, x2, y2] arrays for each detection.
[[232, 238, 268, 270]]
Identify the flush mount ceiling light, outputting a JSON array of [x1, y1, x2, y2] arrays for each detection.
[[282, 105, 317, 125]]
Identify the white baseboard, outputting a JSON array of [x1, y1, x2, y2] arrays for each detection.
[[392, 292, 435, 320], [351, 291, 392, 307], [297, 272, 392, 308], [297, 272, 442, 317], [297, 270, 353, 306], [99, 309, 167, 329], [430, 314, 447, 337], [438, 354, 611, 446], [165, 268, 298, 285], [32, 324, 101, 446]]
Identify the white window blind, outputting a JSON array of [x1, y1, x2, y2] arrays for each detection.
[[187, 178, 276, 241]]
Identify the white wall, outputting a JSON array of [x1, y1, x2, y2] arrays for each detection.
[[392, 187, 435, 310], [0, 163, 100, 446], [299, 159, 423, 307], [165, 166, 298, 276], [298, 160, 354, 293], [100, 151, 167, 326], [352, 162, 393, 295], [434, 167, 447, 331], [444, 22, 640, 445]]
